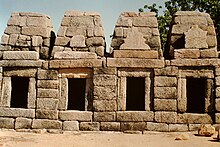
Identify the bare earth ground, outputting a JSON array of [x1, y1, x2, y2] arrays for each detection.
[[0, 130, 219, 147]]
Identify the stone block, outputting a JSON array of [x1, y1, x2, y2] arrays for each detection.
[[59, 111, 92, 121], [207, 35, 217, 47], [80, 122, 100, 131], [146, 122, 169, 132], [94, 68, 117, 75], [22, 27, 50, 38], [107, 58, 165, 68], [121, 122, 146, 131], [154, 99, 177, 111], [94, 86, 116, 100], [37, 88, 59, 98], [170, 59, 220, 66], [154, 66, 178, 76], [37, 80, 59, 89], [189, 124, 201, 131], [94, 26, 104, 37], [37, 69, 58, 80], [169, 124, 188, 132], [0, 108, 35, 118], [93, 100, 117, 112], [200, 48, 218, 58], [198, 124, 215, 136], [32, 36, 43, 47], [178, 113, 213, 124], [70, 35, 86, 47], [3, 68, 37, 77], [154, 76, 177, 87], [86, 37, 105, 46], [58, 78, 68, 110], [37, 98, 58, 110], [95, 46, 105, 57], [57, 26, 67, 37], [54, 37, 70, 46], [1, 60, 42, 67], [93, 75, 117, 86], [94, 112, 116, 122], [0, 117, 14, 129], [66, 27, 86, 36], [63, 121, 79, 131], [3, 51, 39, 60], [28, 78, 37, 109], [1, 77, 11, 107], [49, 59, 103, 68], [155, 111, 177, 123], [113, 50, 158, 59], [100, 122, 120, 131], [116, 111, 154, 122], [15, 117, 32, 129], [114, 27, 123, 37], [36, 109, 58, 120], [54, 51, 97, 59], [133, 17, 158, 27], [26, 17, 48, 27], [154, 87, 177, 98], [215, 113, 220, 124], [116, 16, 132, 27], [8, 34, 18, 46], [118, 68, 151, 77], [174, 49, 200, 59], [32, 119, 62, 129], [1, 34, 9, 45], [4, 26, 21, 34]]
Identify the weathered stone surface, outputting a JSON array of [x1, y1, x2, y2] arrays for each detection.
[[37, 69, 58, 80], [200, 48, 218, 58], [0, 108, 35, 118], [94, 86, 116, 100], [49, 59, 103, 68], [3, 68, 37, 77], [0, 117, 14, 129], [154, 66, 178, 76], [4, 26, 21, 34], [1, 34, 9, 45], [94, 68, 117, 75], [154, 76, 177, 87], [8, 34, 18, 46], [93, 75, 117, 86], [113, 50, 158, 59], [70, 35, 86, 47], [154, 99, 177, 111], [36, 109, 58, 120], [198, 124, 215, 136], [93, 100, 117, 111], [169, 124, 188, 132], [107, 58, 165, 68], [188, 124, 201, 131], [117, 111, 154, 122], [37, 80, 59, 89], [179, 68, 214, 78], [86, 37, 105, 46], [207, 35, 217, 47], [80, 122, 100, 131], [66, 27, 86, 36], [177, 113, 213, 124], [26, 17, 48, 27], [15, 117, 32, 129], [216, 113, 220, 124], [120, 27, 150, 50], [175, 133, 190, 140], [54, 51, 97, 59], [154, 87, 177, 98], [37, 88, 59, 98], [32, 36, 43, 47], [116, 16, 132, 27], [94, 112, 116, 122], [28, 78, 37, 109], [146, 122, 169, 132], [1, 77, 11, 107], [155, 111, 177, 123], [54, 37, 70, 46], [3, 51, 39, 60], [121, 122, 146, 131], [100, 122, 120, 131], [37, 98, 59, 110], [59, 111, 92, 121], [32, 119, 62, 129], [185, 25, 208, 49], [63, 121, 79, 131], [216, 99, 220, 112], [133, 16, 158, 27], [22, 27, 50, 38], [174, 49, 200, 59], [0, 60, 42, 67]]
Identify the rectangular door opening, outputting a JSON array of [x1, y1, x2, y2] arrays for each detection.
[[68, 78, 86, 111], [11, 77, 29, 108], [186, 78, 206, 113], [126, 77, 145, 111]]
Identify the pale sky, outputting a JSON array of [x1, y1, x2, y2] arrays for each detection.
[[0, 0, 166, 47]]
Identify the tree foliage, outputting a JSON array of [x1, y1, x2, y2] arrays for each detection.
[[139, 0, 220, 50]]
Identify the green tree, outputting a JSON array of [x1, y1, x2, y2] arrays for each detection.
[[139, 0, 220, 50]]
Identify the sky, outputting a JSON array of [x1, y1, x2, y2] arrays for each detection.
[[0, 0, 166, 47]]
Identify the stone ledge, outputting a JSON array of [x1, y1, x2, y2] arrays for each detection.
[[0, 60, 42, 67], [113, 50, 158, 59], [54, 51, 97, 60], [0, 108, 35, 118], [116, 111, 154, 122], [59, 111, 93, 121], [3, 51, 39, 60], [107, 58, 164, 68], [49, 59, 103, 68], [171, 59, 220, 66], [32, 119, 62, 129]]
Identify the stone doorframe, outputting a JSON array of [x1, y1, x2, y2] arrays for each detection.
[[177, 67, 215, 113], [58, 68, 93, 111], [117, 68, 153, 111]]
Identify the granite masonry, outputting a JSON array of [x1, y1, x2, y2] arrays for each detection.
[[0, 10, 219, 133]]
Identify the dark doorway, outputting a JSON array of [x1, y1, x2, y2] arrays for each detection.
[[126, 77, 145, 111], [186, 78, 206, 113], [11, 77, 29, 108], [68, 78, 86, 110]]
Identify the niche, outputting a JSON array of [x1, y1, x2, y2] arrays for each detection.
[[186, 78, 206, 113], [11, 77, 29, 108], [68, 78, 86, 111], [126, 77, 145, 111]]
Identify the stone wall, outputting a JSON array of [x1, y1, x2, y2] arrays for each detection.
[[0, 10, 219, 133]]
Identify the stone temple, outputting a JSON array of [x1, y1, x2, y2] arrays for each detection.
[[0, 10, 219, 132]]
